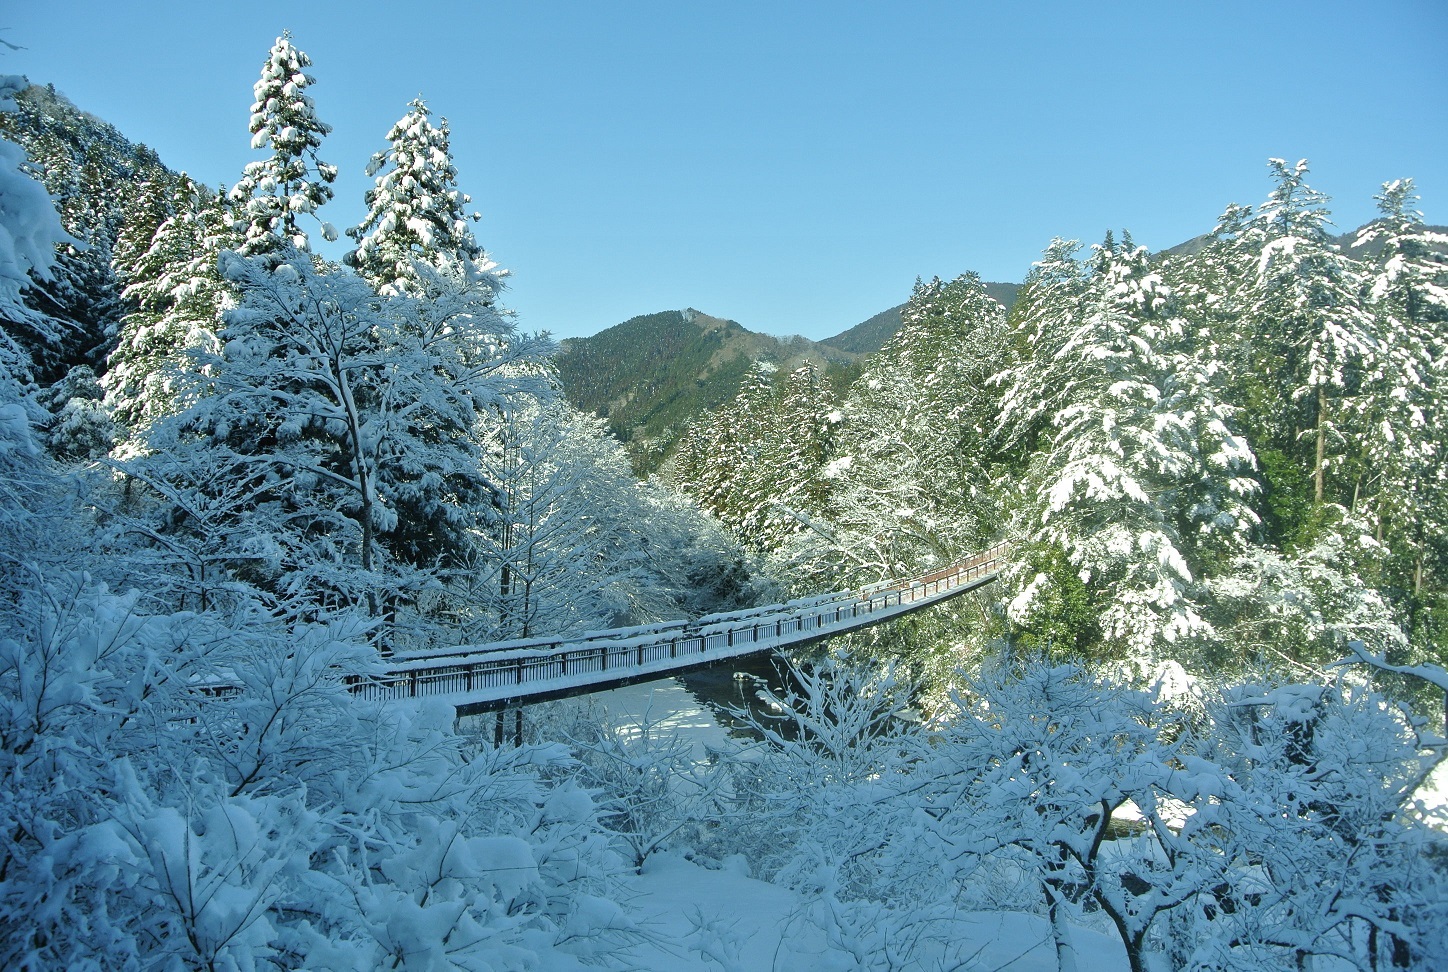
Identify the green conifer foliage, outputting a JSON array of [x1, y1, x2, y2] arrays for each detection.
[[347, 99, 493, 296], [227, 32, 338, 256]]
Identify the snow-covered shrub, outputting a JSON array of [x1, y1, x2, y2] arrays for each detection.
[[694, 655, 1448, 971], [1171, 677, 1448, 970], [568, 708, 721, 874], [702, 658, 925, 891], [0, 566, 642, 970], [915, 661, 1201, 972]]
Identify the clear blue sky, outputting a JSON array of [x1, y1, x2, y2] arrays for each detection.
[[8, 1, 1446, 340]]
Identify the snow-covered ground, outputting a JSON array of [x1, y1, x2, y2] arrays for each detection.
[[527, 678, 1130, 970], [615, 821, 1442, 970], [617, 852, 1130, 972]]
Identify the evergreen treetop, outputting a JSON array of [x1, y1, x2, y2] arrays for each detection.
[[227, 32, 338, 256], [347, 98, 496, 296]]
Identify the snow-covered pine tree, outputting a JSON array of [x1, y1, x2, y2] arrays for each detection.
[[1236, 159, 1377, 517], [110, 171, 177, 288], [346, 98, 499, 296], [0, 82, 74, 383], [141, 249, 549, 633], [748, 361, 837, 554], [0, 83, 181, 385], [0, 73, 72, 566], [995, 237, 1089, 458], [227, 32, 338, 256], [1355, 179, 1448, 600], [822, 273, 1009, 583], [104, 178, 237, 444], [1005, 235, 1257, 666], [671, 364, 775, 546]]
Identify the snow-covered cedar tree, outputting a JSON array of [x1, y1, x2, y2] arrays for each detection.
[[104, 177, 237, 445], [227, 32, 338, 256], [669, 361, 839, 564], [812, 272, 1009, 585], [347, 98, 503, 297], [1354, 179, 1448, 613], [667, 367, 775, 543], [994, 236, 1089, 457], [109, 172, 177, 290], [1001, 235, 1258, 669], [1233, 160, 1377, 521], [134, 248, 550, 634], [35, 363, 114, 459]]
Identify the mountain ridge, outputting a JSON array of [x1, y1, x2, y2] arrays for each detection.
[[553, 308, 861, 473]]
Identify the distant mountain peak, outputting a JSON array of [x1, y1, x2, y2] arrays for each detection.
[[553, 308, 860, 474]]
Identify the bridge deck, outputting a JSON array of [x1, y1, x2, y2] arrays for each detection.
[[354, 542, 1008, 713]]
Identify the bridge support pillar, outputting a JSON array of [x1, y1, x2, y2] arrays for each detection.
[[492, 707, 525, 747]]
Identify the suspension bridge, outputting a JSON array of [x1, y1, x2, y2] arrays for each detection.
[[351, 541, 1010, 716]]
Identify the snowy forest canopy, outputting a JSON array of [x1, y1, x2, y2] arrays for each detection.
[[2, 32, 1447, 972]]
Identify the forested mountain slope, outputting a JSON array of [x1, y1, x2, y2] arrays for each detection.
[[0, 82, 186, 383], [554, 307, 859, 472], [554, 285, 1021, 474], [817, 303, 907, 354]]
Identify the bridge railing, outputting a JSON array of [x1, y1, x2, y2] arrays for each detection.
[[350, 541, 1010, 705]]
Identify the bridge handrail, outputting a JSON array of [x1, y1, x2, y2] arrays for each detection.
[[352, 542, 1010, 702], [387, 618, 693, 664]]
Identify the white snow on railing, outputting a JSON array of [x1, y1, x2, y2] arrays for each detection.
[[356, 541, 1009, 710]]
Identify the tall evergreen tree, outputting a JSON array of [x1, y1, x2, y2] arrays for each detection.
[[105, 178, 237, 443], [346, 98, 496, 296], [0, 78, 73, 381], [227, 32, 338, 256], [1238, 159, 1376, 517], [820, 273, 1009, 581], [140, 249, 548, 627], [0, 82, 181, 384], [1354, 180, 1448, 655], [111, 172, 178, 287], [1004, 236, 1258, 665], [995, 238, 1089, 458]]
